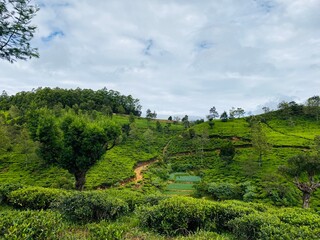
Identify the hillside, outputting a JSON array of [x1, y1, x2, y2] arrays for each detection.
[[1, 89, 320, 239]]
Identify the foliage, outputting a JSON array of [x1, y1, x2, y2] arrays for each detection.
[[29, 110, 122, 190], [220, 111, 228, 122], [279, 153, 320, 208], [0, 0, 39, 62], [219, 140, 235, 163], [0, 209, 63, 239], [251, 121, 270, 166], [228, 209, 320, 240], [0, 87, 142, 116], [8, 186, 68, 209], [0, 183, 23, 204], [137, 197, 262, 236], [198, 181, 257, 202], [56, 191, 129, 222]]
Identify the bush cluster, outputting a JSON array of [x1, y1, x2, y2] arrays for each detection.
[[0, 210, 63, 239], [138, 196, 320, 239], [228, 208, 320, 240], [8, 186, 68, 209], [137, 197, 257, 236], [196, 181, 257, 201], [57, 191, 129, 222], [0, 183, 23, 204]]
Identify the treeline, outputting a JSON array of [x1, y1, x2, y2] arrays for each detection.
[[263, 96, 320, 121], [0, 87, 142, 116]]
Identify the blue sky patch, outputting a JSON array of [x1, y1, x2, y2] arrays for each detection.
[[41, 31, 65, 42]]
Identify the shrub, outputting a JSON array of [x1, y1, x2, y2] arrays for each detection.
[[87, 221, 128, 240], [8, 186, 68, 210], [228, 212, 281, 240], [57, 191, 129, 222], [103, 189, 144, 211], [0, 183, 23, 204], [228, 210, 320, 240], [0, 210, 63, 239], [137, 197, 217, 236], [214, 201, 257, 232], [207, 183, 242, 200], [137, 197, 262, 236]]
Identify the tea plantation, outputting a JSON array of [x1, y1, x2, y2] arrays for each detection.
[[1, 89, 320, 239]]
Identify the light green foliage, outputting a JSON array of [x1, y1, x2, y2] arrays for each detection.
[[228, 208, 320, 240], [0, 210, 63, 239], [8, 186, 68, 210], [57, 191, 129, 222]]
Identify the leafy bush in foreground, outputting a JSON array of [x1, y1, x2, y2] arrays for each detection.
[[57, 191, 129, 222], [8, 186, 68, 210], [137, 197, 258, 236], [228, 211, 320, 240], [0, 210, 63, 240], [0, 183, 23, 204]]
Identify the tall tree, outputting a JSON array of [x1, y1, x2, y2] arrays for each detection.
[[208, 106, 219, 120], [30, 110, 121, 190], [0, 0, 39, 62], [220, 111, 228, 122], [305, 96, 320, 121], [279, 154, 320, 208], [182, 115, 189, 128], [251, 121, 269, 166], [146, 109, 157, 120]]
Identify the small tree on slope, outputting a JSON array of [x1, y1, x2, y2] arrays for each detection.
[[29, 110, 121, 190], [279, 154, 320, 208]]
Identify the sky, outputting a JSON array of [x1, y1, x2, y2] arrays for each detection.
[[1, 0, 320, 119]]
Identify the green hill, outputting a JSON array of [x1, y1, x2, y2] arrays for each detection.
[[1, 88, 320, 239]]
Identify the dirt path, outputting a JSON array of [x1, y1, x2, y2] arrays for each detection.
[[134, 159, 158, 183], [133, 140, 172, 183]]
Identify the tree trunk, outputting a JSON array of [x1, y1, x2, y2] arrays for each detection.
[[75, 171, 86, 191], [302, 192, 311, 208]]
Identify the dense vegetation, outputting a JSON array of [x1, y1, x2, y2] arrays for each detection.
[[1, 88, 320, 239]]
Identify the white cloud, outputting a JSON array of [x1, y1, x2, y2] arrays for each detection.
[[0, 0, 319, 118]]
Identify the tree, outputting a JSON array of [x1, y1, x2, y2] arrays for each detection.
[[182, 115, 189, 128], [229, 107, 236, 119], [30, 110, 121, 190], [220, 111, 228, 122], [0, 122, 10, 153], [146, 109, 157, 120], [173, 116, 180, 124], [251, 121, 270, 167], [168, 116, 172, 121], [278, 101, 292, 119], [0, 0, 39, 62], [279, 154, 320, 208], [208, 106, 219, 120], [305, 96, 320, 121], [235, 108, 245, 118], [262, 106, 270, 113]]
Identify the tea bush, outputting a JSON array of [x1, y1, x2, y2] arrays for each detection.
[[8, 186, 68, 209], [0, 210, 63, 239], [228, 209, 320, 240], [0, 183, 23, 204], [137, 197, 216, 236], [57, 191, 129, 222]]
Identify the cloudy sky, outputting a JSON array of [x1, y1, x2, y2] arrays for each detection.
[[1, 0, 320, 118]]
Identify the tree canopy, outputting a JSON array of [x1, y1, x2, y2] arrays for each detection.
[[29, 109, 121, 190], [0, 0, 39, 62], [0, 87, 142, 116], [280, 154, 320, 208]]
